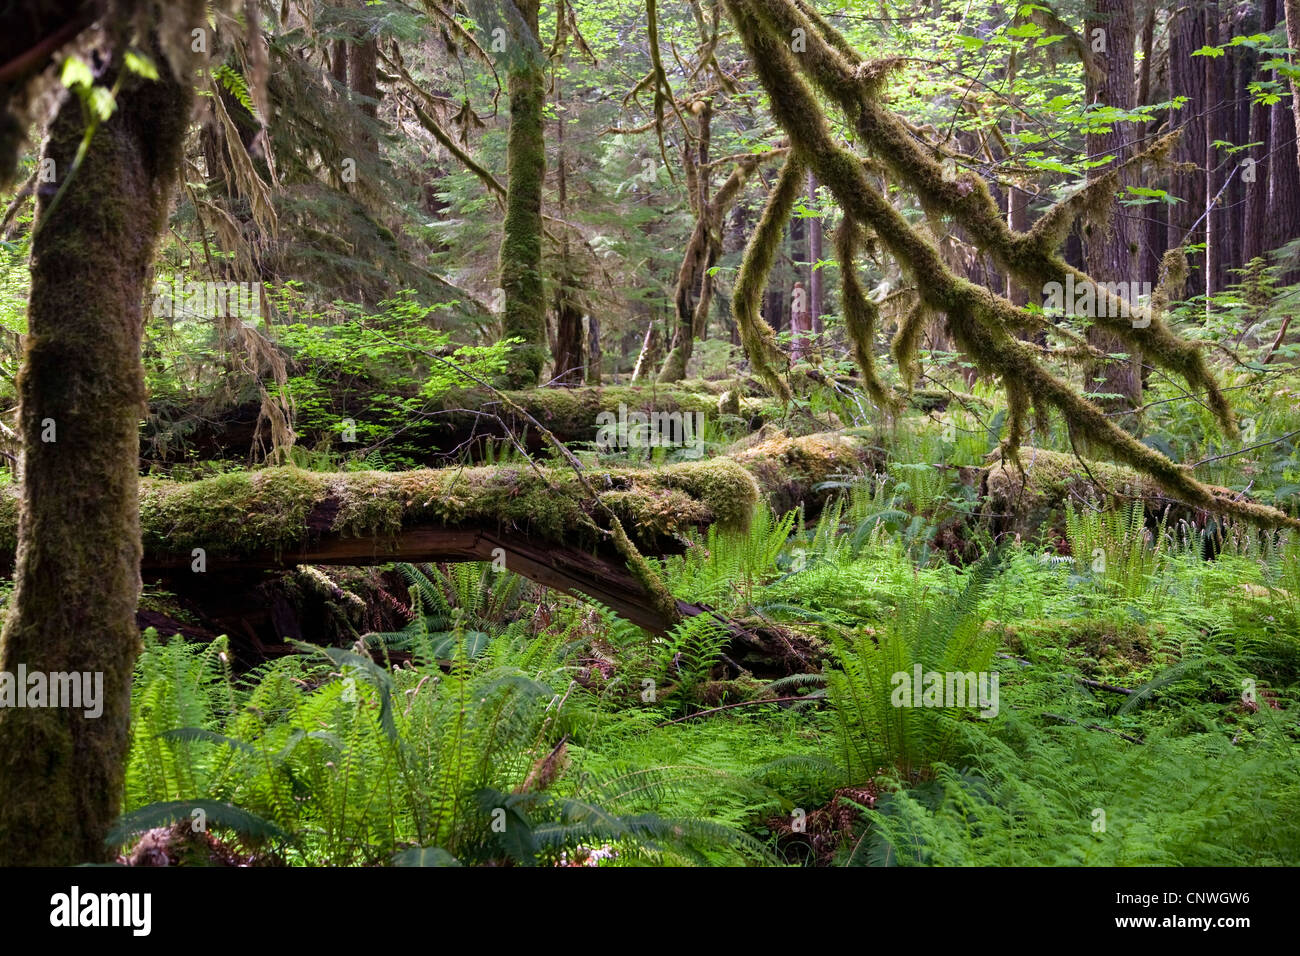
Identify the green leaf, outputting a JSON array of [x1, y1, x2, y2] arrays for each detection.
[[392, 846, 462, 866], [107, 801, 291, 846], [124, 50, 160, 80], [60, 56, 93, 90]]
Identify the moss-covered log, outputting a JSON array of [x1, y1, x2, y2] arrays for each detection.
[[0, 15, 195, 866], [3, 432, 880, 640], [981, 447, 1246, 540], [145, 383, 790, 464], [733, 430, 882, 513]]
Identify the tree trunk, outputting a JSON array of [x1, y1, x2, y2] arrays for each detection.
[[631, 321, 663, 383], [1168, 4, 1208, 293], [1204, 4, 1226, 303], [1083, 0, 1140, 425], [498, 0, 547, 388], [807, 171, 823, 334], [551, 73, 584, 386], [660, 101, 713, 382], [587, 312, 603, 384], [1286, 0, 1300, 175], [0, 32, 192, 864]]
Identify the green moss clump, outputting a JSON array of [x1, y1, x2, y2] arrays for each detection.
[[734, 431, 879, 513]]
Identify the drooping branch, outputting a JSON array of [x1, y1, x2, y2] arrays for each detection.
[[753, 0, 1232, 438], [731, 149, 805, 402], [834, 214, 893, 411], [723, 0, 1297, 530]]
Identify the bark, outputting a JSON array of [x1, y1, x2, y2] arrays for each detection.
[[1289, 0, 1300, 174], [630, 322, 662, 383], [1243, 0, 1274, 267], [498, 0, 548, 387], [1204, 4, 1225, 301], [807, 171, 823, 333], [586, 312, 603, 384], [0, 26, 192, 864], [1168, 4, 1208, 292], [1267, 101, 1300, 267], [551, 76, 585, 385], [1083, 0, 1140, 425]]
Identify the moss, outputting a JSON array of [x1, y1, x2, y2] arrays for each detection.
[[125, 455, 762, 565], [998, 617, 1160, 682], [733, 430, 879, 512], [733, 0, 1258, 522], [610, 516, 681, 627], [0, 16, 197, 865], [985, 447, 1160, 512], [732, 150, 805, 402], [431, 384, 774, 443], [836, 216, 895, 411], [980, 446, 1257, 537], [497, 0, 547, 388]]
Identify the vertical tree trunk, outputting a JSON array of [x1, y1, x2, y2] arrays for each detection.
[[586, 312, 602, 384], [0, 34, 192, 864], [1168, 4, 1208, 293], [631, 321, 662, 383], [1204, 4, 1225, 302], [1083, 0, 1140, 424], [807, 171, 823, 335], [1268, 1, 1300, 277], [1243, 0, 1275, 267], [498, 0, 547, 387], [660, 101, 713, 382], [551, 74, 584, 386], [1286, 0, 1300, 174]]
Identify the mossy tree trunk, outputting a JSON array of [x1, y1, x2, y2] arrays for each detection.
[[498, 0, 548, 388], [0, 33, 192, 864]]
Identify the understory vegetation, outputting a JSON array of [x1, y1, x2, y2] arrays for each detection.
[[115, 421, 1300, 865]]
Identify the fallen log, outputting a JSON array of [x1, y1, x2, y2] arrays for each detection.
[[144, 382, 818, 465], [980, 446, 1252, 541], [2, 433, 881, 643]]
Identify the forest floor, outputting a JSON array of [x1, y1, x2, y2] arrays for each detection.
[[101, 394, 1300, 867]]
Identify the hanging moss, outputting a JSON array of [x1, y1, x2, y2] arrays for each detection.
[[835, 216, 894, 411], [732, 151, 805, 402], [747, 0, 1233, 439], [890, 301, 929, 392], [726, 0, 1288, 530]]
